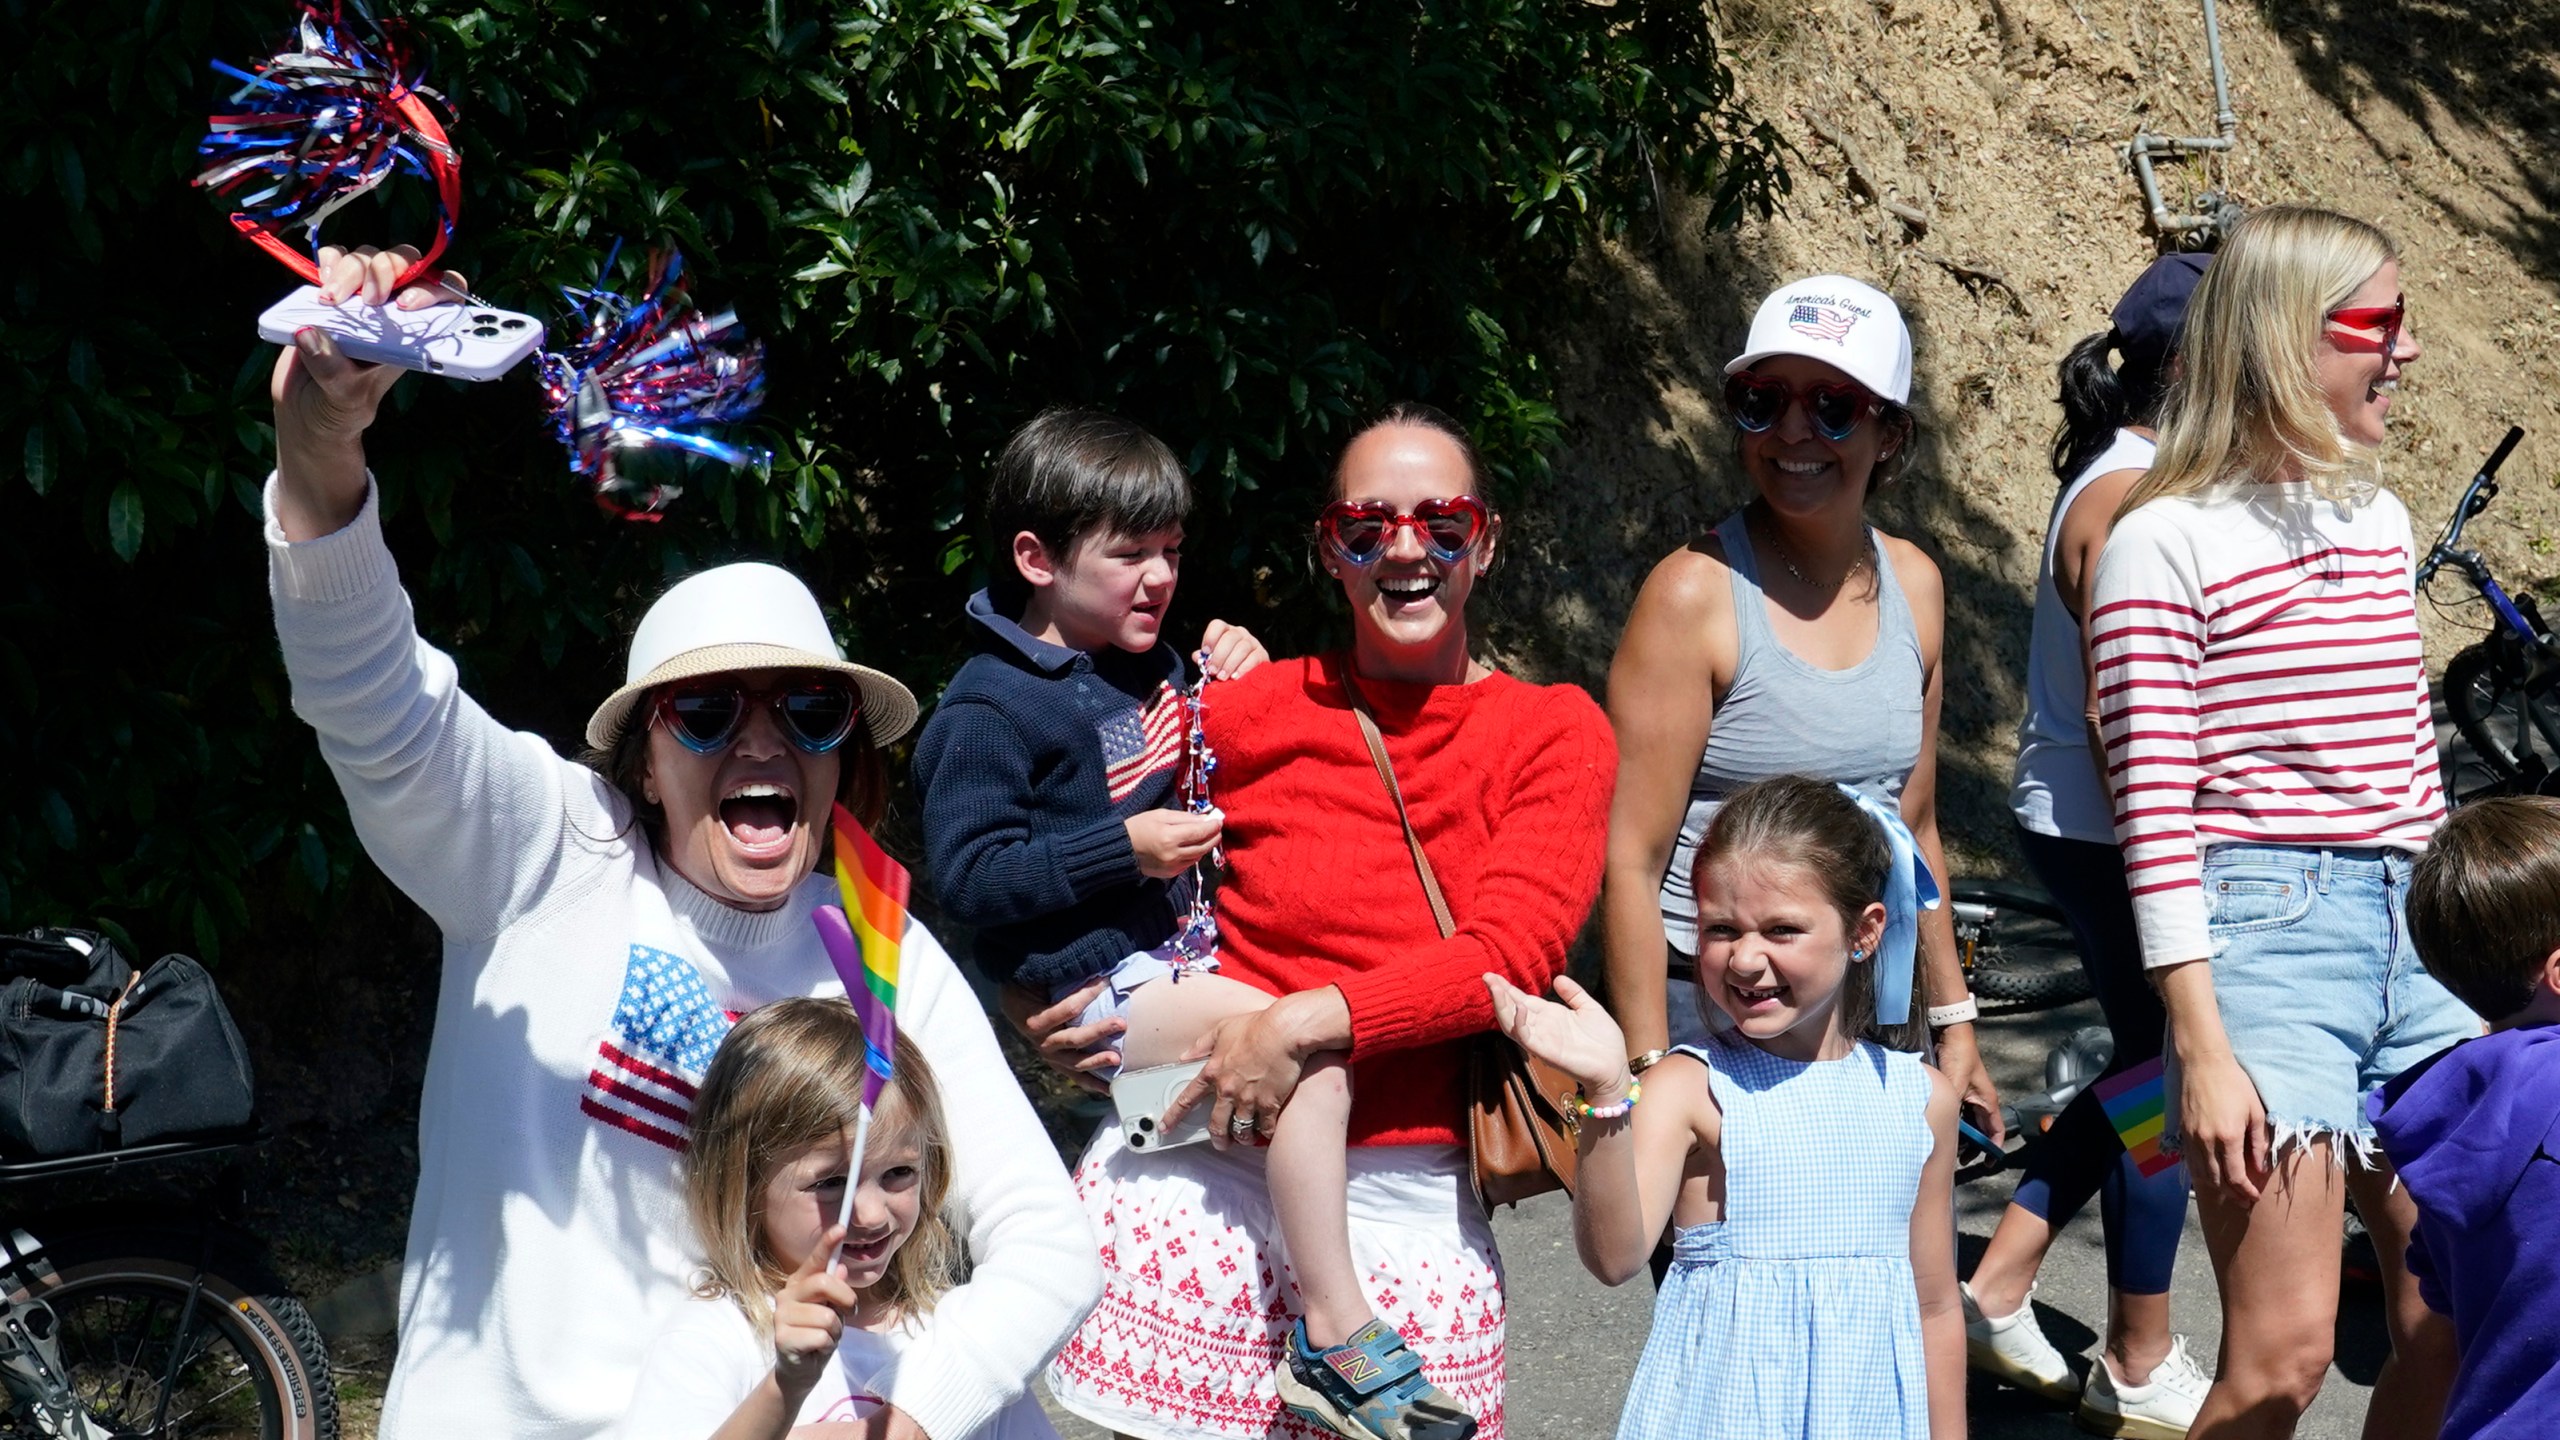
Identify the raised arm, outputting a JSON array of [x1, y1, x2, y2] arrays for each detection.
[[1601, 549, 1730, 1052], [272, 246, 466, 540], [1482, 974, 1702, 1284], [266, 249, 615, 944], [873, 920, 1102, 1436]]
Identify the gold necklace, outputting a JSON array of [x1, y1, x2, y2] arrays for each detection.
[[1753, 509, 1869, 591]]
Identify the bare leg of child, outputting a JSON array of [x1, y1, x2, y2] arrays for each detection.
[[1121, 975, 1368, 1345]]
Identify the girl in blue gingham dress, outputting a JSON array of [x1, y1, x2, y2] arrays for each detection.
[[1487, 775, 1963, 1440]]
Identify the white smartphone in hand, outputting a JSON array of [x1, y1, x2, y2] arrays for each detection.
[[1113, 1060, 1213, 1153], [257, 285, 545, 381]]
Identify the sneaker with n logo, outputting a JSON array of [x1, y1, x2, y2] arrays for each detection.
[[1273, 1317, 1478, 1440]]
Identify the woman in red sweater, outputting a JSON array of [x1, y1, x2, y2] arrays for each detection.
[[1038, 404, 1617, 1439]]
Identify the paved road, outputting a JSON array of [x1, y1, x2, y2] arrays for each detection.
[[1037, 995, 2382, 1438]]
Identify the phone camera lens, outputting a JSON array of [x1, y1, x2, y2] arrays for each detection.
[[470, 325, 500, 339], [501, 318, 529, 330], [470, 312, 498, 323]]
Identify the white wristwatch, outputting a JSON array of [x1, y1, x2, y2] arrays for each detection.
[[1926, 995, 1980, 1028]]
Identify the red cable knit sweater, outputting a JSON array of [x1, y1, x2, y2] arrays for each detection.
[[1205, 653, 1616, 1148]]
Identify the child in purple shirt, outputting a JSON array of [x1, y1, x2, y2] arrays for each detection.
[[2374, 796, 2560, 1440]]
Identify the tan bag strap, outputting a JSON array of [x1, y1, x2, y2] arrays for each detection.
[[1341, 669, 1456, 940]]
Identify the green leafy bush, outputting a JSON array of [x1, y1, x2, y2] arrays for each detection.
[[0, 0, 1783, 955]]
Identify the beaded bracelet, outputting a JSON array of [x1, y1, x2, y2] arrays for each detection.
[[1568, 1077, 1641, 1121]]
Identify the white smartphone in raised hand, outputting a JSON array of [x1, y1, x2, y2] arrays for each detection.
[[258, 285, 545, 381], [1113, 1060, 1213, 1152]]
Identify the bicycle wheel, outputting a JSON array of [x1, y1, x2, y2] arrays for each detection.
[[0, 1229, 337, 1440], [2443, 643, 2560, 789], [1954, 879, 2093, 1009]]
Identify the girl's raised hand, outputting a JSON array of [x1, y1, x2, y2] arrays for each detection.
[[770, 1224, 858, 1403], [1483, 974, 1631, 1094]]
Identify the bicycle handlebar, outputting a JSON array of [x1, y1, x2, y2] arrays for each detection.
[[2484, 425, 2526, 482], [2420, 426, 2529, 587]]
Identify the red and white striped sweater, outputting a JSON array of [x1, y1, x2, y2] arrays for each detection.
[[2090, 482, 2445, 968]]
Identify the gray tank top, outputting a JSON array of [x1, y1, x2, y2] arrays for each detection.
[[1657, 511, 1926, 953]]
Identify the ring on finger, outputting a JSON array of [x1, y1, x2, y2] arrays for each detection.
[[1230, 1114, 1257, 1136]]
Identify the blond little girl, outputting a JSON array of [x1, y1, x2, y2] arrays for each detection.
[[614, 999, 1060, 1439]]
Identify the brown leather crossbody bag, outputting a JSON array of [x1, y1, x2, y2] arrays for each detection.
[[1340, 672, 1579, 1213]]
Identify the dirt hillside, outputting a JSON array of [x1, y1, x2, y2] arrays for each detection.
[[1485, 0, 2560, 869]]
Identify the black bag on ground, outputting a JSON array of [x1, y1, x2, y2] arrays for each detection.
[[0, 928, 256, 1156]]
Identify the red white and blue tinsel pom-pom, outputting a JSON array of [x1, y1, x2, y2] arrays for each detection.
[[539, 244, 770, 520], [195, 1, 459, 287]]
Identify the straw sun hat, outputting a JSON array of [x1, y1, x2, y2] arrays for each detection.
[[583, 563, 919, 753]]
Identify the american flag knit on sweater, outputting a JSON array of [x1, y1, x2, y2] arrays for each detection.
[[2090, 481, 2445, 970]]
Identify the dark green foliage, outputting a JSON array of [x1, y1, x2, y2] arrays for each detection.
[[0, 0, 1783, 954]]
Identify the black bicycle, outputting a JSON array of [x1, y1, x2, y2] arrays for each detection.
[[1952, 878, 2090, 1010], [2423, 427, 2550, 795], [0, 1132, 337, 1440]]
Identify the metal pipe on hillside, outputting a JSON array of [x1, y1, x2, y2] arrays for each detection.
[[2120, 0, 2243, 237]]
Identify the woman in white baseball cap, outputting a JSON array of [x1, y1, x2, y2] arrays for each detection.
[[256, 245, 1096, 1440], [1600, 273, 2003, 1162]]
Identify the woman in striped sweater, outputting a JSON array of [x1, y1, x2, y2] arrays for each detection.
[[2089, 205, 2471, 1438]]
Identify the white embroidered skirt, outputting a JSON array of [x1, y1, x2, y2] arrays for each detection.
[[1046, 1126, 1507, 1439]]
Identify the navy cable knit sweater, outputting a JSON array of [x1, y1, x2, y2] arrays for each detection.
[[911, 591, 1197, 994]]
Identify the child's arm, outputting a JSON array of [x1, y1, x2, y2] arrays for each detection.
[[1196, 619, 1269, 680], [913, 698, 1143, 927], [709, 1227, 859, 1440], [1484, 974, 1698, 1286], [1909, 1067, 1966, 1440]]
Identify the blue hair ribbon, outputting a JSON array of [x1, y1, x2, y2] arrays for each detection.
[[1837, 784, 1941, 1025]]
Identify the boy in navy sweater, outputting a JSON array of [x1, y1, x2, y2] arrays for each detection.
[[913, 410, 1478, 1440], [913, 408, 1261, 1036], [2375, 796, 2560, 1440]]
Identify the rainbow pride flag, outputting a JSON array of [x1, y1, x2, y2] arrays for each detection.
[[811, 802, 907, 1111], [2093, 1056, 2178, 1177]]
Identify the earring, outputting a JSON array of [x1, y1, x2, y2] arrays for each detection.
[[1850, 946, 1867, 961]]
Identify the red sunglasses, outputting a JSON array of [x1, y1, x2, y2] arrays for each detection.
[[1722, 371, 1890, 442], [651, 678, 859, 755], [2325, 297, 2407, 356], [1317, 495, 1493, 565]]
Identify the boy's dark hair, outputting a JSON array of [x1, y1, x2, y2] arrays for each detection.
[[2407, 796, 2560, 1021], [983, 408, 1192, 612], [1693, 774, 1929, 1052]]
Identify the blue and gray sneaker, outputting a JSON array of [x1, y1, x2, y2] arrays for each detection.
[[1273, 1317, 1479, 1440]]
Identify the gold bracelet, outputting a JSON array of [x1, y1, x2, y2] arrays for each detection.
[[1626, 1048, 1670, 1075]]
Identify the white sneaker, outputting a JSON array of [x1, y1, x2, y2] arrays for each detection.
[[2077, 1334, 2209, 1440], [1961, 1280, 2078, 1403]]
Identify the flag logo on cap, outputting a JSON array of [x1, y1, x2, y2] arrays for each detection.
[[1788, 303, 1857, 343]]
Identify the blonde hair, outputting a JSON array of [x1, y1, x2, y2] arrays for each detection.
[[2120, 206, 2399, 518], [683, 998, 958, 1335]]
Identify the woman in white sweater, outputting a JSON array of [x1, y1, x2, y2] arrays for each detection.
[[2089, 207, 2468, 1437], [265, 246, 1101, 1439]]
